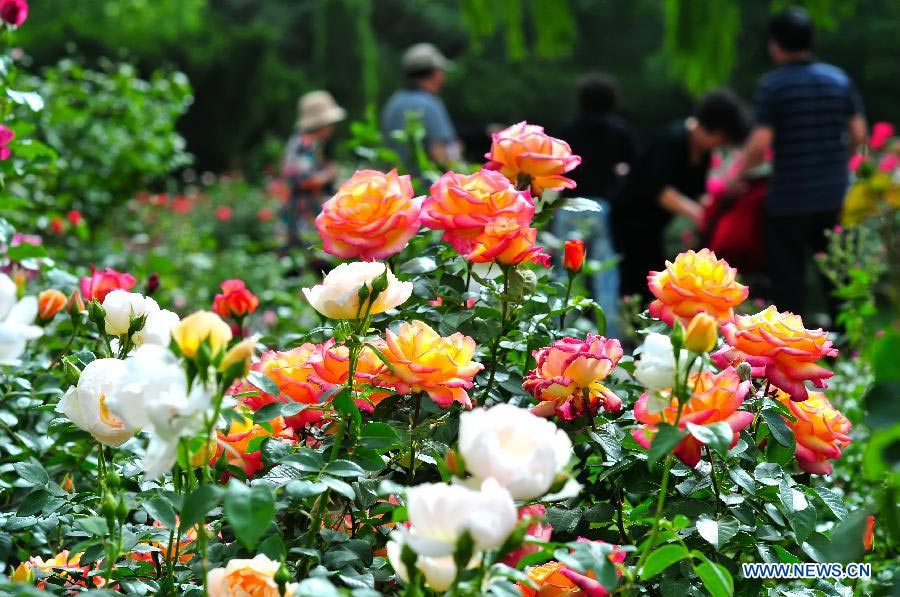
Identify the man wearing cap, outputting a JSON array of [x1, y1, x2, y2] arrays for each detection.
[[382, 42, 461, 171], [280, 90, 346, 248]]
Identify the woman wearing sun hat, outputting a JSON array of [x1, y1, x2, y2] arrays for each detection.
[[280, 90, 346, 248]]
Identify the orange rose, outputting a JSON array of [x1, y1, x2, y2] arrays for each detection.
[[377, 320, 483, 408], [37, 289, 66, 322], [212, 279, 259, 319], [775, 390, 851, 475], [524, 335, 624, 421], [316, 169, 422, 260], [563, 239, 585, 272], [712, 306, 838, 402], [632, 367, 754, 467], [207, 554, 296, 597], [67, 290, 86, 315], [214, 413, 296, 477], [422, 169, 535, 257], [648, 249, 749, 326], [520, 542, 625, 597], [466, 217, 545, 265], [485, 121, 581, 196], [28, 550, 104, 590], [306, 339, 392, 412]]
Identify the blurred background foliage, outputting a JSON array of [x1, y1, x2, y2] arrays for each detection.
[[14, 0, 899, 174]]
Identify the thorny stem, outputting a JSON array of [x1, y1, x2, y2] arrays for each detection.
[[408, 393, 423, 484], [481, 266, 511, 400], [707, 446, 722, 514]]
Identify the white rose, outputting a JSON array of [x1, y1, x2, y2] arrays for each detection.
[[634, 333, 678, 392], [134, 309, 180, 346], [59, 358, 134, 446], [0, 273, 42, 365], [387, 535, 459, 592], [102, 290, 159, 336], [107, 344, 214, 478], [302, 262, 412, 319], [458, 403, 572, 500]]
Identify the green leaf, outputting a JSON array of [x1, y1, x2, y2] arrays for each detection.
[[695, 515, 739, 549], [359, 423, 400, 450], [6, 243, 48, 261], [812, 487, 848, 521], [76, 516, 110, 536], [247, 371, 280, 398], [761, 408, 795, 448], [285, 480, 329, 499], [399, 256, 438, 275], [179, 485, 222, 529], [224, 480, 275, 549], [321, 475, 355, 499], [641, 544, 690, 579], [324, 459, 366, 478], [559, 197, 603, 213], [14, 461, 49, 487], [727, 466, 755, 495], [787, 506, 816, 543], [545, 506, 581, 533], [143, 497, 177, 529], [694, 560, 734, 597], [647, 424, 686, 468], [253, 401, 284, 423], [685, 422, 732, 458], [6, 89, 44, 111]]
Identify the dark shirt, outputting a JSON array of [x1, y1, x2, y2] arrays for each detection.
[[612, 120, 710, 237], [559, 113, 636, 199], [754, 60, 864, 216]]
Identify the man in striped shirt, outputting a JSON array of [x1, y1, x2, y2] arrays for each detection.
[[730, 6, 866, 318]]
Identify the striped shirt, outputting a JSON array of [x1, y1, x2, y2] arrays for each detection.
[[754, 60, 864, 215]]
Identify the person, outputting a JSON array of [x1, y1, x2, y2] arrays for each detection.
[[555, 73, 636, 338], [727, 6, 866, 317], [280, 90, 345, 248], [381, 43, 461, 171], [612, 90, 749, 299]]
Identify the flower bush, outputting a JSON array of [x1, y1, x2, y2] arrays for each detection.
[[0, 14, 894, 597]]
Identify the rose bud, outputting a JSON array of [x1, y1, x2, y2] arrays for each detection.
[[37, 289, 67, 322], [67, 290, 86, 316], [563, 239, 586, 273], [684, 312, 718, 353]]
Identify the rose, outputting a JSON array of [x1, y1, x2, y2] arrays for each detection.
[[316, 169, 423, 260], [563, 239, 586, 272], [214, 414, 295, 477], [465, 218, 546, 265], [107, 345, 214, 478], [711, 306, 838, 402], [59, 358, 134, 447], [632, 367, 754, 467], [80, 267, 136, 303], [219, 336, 258, 380], [484, 121, 581, 195], [302, 262, 412, 320], [775, 390, 851, 474], [0, 273, 42, 365], [871, 121, 894, 150], [520, 540, 626, 597], [207, 554, 297, 597], [421, 169, 535, 256], [502, 505, 552, 567], [684, 312, 718, 353], [171, 310, 233, 358], [212, 280, 259, 320], [0, 125, 13, 160], [647, 248, 749, 326], [386, 479, 517, 591], [633, 333, 678, 392], [459, 403, 572, 499], [37, 289, 66, 322], [0, 0, 28, 26], [377, 320, 483, 408], [67, 291, 86, 315], [306, 339, 391, 412], [133, 308, 180, 347], [524, 334, 624, 420], [101, 290, 160, 336]]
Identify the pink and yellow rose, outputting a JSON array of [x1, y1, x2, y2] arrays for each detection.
[[207, 554, 296, 597], [632, 367, 753, 468], [648, 249, 748, 326], [377, 320, 483, 408], [80, 266, 136, 303], [485, 121, 581, 196], [775, 390, 851, 475], [214, 414, 296, 477], [466, 218, 545, 265], [316, 169, 422, 260], [524, 335, 624, 420], [712, 306, 838, 402]]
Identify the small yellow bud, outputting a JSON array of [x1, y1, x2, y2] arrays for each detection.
[[171, 310, 233, 358], [219, 336, 257, 379], [11, 562, 34, 584], [684, 312, 718, 353]]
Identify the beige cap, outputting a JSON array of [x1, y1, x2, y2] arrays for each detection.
[[402, 43, 452, 74], [297, 90, 346, 131]]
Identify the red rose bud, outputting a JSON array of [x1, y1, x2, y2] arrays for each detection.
[[212, 279, 260, 319], [37, 289, 67, 322], [563, 239, 585, 273], [66, 210, 83, 227], [49, 217, 65, 234], [67, 291, 86, 315], [0, 0, 28, 27], [863, 515, 875, 552]]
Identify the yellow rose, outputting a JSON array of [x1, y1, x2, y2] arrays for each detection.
[[172, 310, 233, 358], [220, 336, 258, 378], [684, 312, 718, 353]]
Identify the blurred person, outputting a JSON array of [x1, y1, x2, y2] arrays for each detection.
[[555, 73, 636, 338], [280, 90, 346, 248], [726, 7, 866, 318], [611, 90, 749, 299], [382, 43, 461, 171]]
